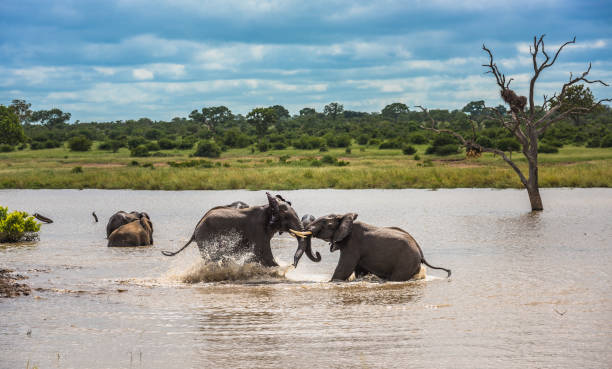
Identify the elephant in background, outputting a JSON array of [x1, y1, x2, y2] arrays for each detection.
[[162, 193, 320, 268], [306, 213, 451, 281], [108, 216, 154, 247], [106, 211, 151, 238]]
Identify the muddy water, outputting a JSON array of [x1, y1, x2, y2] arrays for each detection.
[[1, 189, 611, 369]]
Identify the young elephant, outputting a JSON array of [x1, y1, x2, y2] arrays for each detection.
[[306, 213, 451, 281], [108, 216, 154, 247], [106, 211, 151, 238]]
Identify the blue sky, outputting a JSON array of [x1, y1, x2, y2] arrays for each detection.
[[1, 0, 611, 122]]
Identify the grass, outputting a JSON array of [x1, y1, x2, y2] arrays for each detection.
[[0, 143, 611, 190]]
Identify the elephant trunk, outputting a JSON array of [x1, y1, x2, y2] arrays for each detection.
[[292, 235, 321, 267]]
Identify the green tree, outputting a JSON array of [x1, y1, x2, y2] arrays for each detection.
[[194, 140, 221, 158], [68, 135, 92, 151], [381, 103, 409, 122], [270, 105, 290, 120], [323, 102, 344, 120], [550, 84, 599, 124], [247, 107, 278, 138], [299, 107, 316, 116], [190, 105, 233, 131], [0, 105, 26, 146], [30, 108, 71, 128], [9, 99, 32, 124], [462, 100, 486, 119]]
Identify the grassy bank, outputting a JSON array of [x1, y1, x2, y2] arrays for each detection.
[[1, 144, 611, 190]]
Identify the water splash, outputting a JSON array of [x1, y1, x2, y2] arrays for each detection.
[[166, 258, 294, 283]]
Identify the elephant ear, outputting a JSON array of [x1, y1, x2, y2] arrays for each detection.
[[266, 192, 280, 225], [333, 213, 358, 244]]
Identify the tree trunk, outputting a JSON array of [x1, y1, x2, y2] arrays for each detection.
[[526, 148, 543, 211], [526, 183, 543, 211]]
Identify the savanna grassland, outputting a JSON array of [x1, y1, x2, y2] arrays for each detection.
[[1, 144, 610, 190]]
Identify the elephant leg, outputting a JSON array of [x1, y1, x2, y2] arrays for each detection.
[[331, 252, 360, 281], [354, 264, 369, 278]]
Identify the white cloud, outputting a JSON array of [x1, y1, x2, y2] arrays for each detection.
[[132, 68, 154, 80]]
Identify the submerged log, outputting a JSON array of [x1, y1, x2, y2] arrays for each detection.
[[33, 213, 53, 224]]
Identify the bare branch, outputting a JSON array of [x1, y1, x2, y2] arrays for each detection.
[[537, 98, 612, 135], [482, 44, 506, 89], [417, 106, 529, 187], [528, 35, 576, 115]]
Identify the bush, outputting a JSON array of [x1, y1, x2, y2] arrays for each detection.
[[0, 206, 41, 243], [178, 136, 197, 149], [426, 144, 459, 156], [97, 141, 111, 150], [425, 135, 460, 156], [257, 140, 270, 152], [131, 145, 150, 157], [0, 144, 14, 152], [71, 166, 83, 173], [413, 154, 421, 160], [345, 147, 352, 154], [146, 141, 160, 151], [496, 137, 520, 152], [586, 138, 601, 148], [158, 138, 176, 150], [68, 135, 92, 152], [402, 145, 416, 155], [321, 155, 335, 164], [476, 136, 493, 148], [144, 129, 163, 140], [319, 145, 328, 152], [368, 138, 381, 146], [357, 134, 369, 145], [408, 133, 428, 144], [272, 141, 287, 150], [538, 143, 559, 153], [600, 135, 612, 148], [293, 135, 325, 150], [127, 136, 147, 149], [194, 140, 221, 158], [379, 140, 403, 149]]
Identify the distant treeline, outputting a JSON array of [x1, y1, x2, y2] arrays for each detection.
[[2, 99, 612, 157]]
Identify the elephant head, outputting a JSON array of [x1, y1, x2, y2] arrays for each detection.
[[140, 216, 154, 244], [266, 193, 320, 267], [306, 213, 358, 252]]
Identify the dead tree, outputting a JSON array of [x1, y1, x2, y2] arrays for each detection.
[[419, 35, 609, 211]]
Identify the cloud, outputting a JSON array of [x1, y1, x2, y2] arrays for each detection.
[[132, 68, 154, 80]]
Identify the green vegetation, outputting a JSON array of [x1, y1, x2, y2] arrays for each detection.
[[0, 206, 41, 242], [0, 97, 610, 190]]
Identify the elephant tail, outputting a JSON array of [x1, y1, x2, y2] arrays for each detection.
[[421, 258, 451, 278], [161, 234, 195, 256]]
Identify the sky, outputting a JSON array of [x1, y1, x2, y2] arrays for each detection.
[[1, 0, 611, 122]]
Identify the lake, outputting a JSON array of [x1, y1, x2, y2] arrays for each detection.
[[1, 188, 611, 368]]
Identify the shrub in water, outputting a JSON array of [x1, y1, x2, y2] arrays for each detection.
[[0, 206, 41, 243], [68, 135, 92, 152], [194, 140, 221, 158]]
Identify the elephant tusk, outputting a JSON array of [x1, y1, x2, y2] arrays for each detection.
[[289, 229, 312, 238]]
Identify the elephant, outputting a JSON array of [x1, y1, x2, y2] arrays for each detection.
[[161, 193, 321, 268], [227, 201, 249, 209], [108, 216, 154, 247], [305, 213, 451, 281], [106, 211, 151, 238]]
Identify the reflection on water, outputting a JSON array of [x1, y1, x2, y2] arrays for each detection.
[[1, 188, 611, 368]]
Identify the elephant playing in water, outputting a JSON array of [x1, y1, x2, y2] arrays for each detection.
[[305, 213, 451, 281], [106, 211, 151, 238], [108, 216, 154, 247], [161, 193, 320, 267]]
